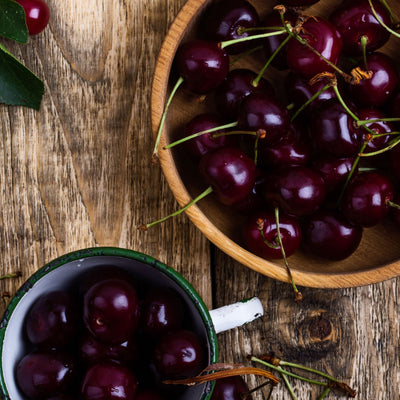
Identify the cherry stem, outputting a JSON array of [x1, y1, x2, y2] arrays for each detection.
[[238, 26, 283, 34], [359, 135, 400, 157], [252, 35, 291, 87], [318, 388, 331, 400], [360, 35, 369, 71], [356, 117, 400, 126], [332, 85, 359, 122], [152, 76, 184, 163], [230, 45, 263, 67], [212, 129, 265, 139], [138, 186, 213, 230], [274, 207, 302, 303], [241, 380, 273, 399], [279, 360, 341, 383], [278, 367, 297, 400], [387, 200, 400, 211], [0, 271, 22, 280], [164, 121, 238, 149], [254, 136, 260, 165], [368, 0, 400, 38], [256, 219, 280, 249], [290, 83, 331, 122], [220, 29, 286, 50], [378, 0, 398, 25]]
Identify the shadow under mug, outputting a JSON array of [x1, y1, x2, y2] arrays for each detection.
[[0, 247, 263, 400]]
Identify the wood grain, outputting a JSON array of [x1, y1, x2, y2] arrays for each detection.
[[0, 0, 399, 399]]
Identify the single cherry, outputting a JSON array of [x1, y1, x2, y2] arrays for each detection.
[[153, 329, 205, 379], [25, 290, 78, 349], [242, 209, 302, 259], [285, 17, 343, 79], [202, 0, 260, 54], [16, 350, 75, 399], [81, 361, 138, 400], [83, 278, 140, 344], [302, 210, 363, 260], [330, 0, 392, 55], [211, 376, 252, 400], [341, 171, 394, 227], [174, 40, 230, 94], [199, 147, 256, 205], [15, 0, 50, 35]]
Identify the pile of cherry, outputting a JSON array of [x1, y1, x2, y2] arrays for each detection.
[[156, 0, 400, 264], [15, 267, 208, 400]]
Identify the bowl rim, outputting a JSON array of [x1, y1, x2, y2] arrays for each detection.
[[0, 246, 218, 400], [150, 0, 400, 289]]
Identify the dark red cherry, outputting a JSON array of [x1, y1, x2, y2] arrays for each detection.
[[83, 278, 140, 344], [174, 40, 230, 94], [285, 17, 342, 79], [25, 290, 78, 349], [330, 0, 391, 55], [311, 155, 355, 194], [153, 329, 205, 379], [285, 72, 336, 116], [358, 108, 393, 153], [237, 92, 290, 143], [15, 0, 50, 35], [140, 287, 185, 337], [214, 69, 275, 120], [211, 376, 252, 400], [341, 171, 394, 227], [303, 210, 363, 260], [242, 209, 302, 259], [259, 123, 310, 168], [46, 395, 75, 400], [262, 10, 297, 70], [79, 331, 138, 365], [136, 388, 166, 400], [199, 147, 256, 205], [349, 52, 400, 108], [81, 361, 138, 400], [16, 350, 75, 399], [262, 166, 326, 217], [183, 113, 234, 158], [311, 98, 362, 157], [202, 0, 260, 54]]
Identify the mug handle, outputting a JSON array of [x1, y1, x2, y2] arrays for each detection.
[[209, 297, 264, 334]]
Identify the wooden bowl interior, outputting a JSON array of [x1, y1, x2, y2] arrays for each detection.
[[152, 0, 400, 288]]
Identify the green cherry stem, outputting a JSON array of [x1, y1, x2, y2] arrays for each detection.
[[318, 388, 331, 400], [153, 76, 184, 163], [290, 83, 331, 122], [356, 117, 400, 126], [138, 186, 213, 230], [274, 207, 302, 303], [279, 360, 341, 383], [387, 200, 400, 211], [256, 219, 280, 249], [360, 35, 369, 71], [278, 366, 297, 400], [379, 0, 398, 23], [368, 0, 400, 38], [0, 271, 22, 280], [220, 29, 287, 50], [164, 121, 238, 150], [359, 135, 400, 157]]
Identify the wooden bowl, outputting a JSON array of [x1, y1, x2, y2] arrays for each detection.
[[151, 0, 400, 288]]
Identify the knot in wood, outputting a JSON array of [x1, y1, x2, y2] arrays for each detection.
[[308, 315, 332, 341]]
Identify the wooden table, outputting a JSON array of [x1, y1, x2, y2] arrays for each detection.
[[0, 1, 399, 398]]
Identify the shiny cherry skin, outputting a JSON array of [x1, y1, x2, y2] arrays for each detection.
[[83, 278, 140, 344], [140, 287, 185, 337], [81, 361, 138, 400], [174, 40, 230, 94], [285, 72, 336, 116], [153, 329, 205, 379], [199, 147, 256, 206], [389, 145, 400, 183], [341, 171, 394, 227], [311, 98, 362, 157], [15, 0, 50, 35], [262, 10, 297, 70], [349, 52, 400, 108], [311, 155, 355, 194], [285, 17, 342, 79], [214, 69, 274, 120], [211, 376, 252, 400], [183, 113, 234, 158], [242, 209, 302, 259], [262, 166, 326, 217], [25, 290, 78, 349], [16, 350, 75, 399], [237, 92, 290, 143], [259, 123, 310, 168], [136, 388, 166, 400], [302, 210, 363, 260], [330, 0, 391, 55], [202, 0, 260, 54], [358, 108, 393, 153], [79, 331, 138, 365]]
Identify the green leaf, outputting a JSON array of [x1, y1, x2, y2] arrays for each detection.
[[0, 0, 28, 43], [0, 43, 44, 110]]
